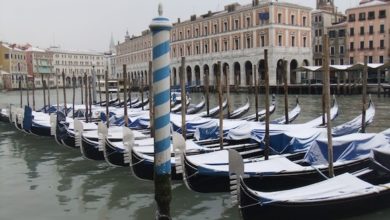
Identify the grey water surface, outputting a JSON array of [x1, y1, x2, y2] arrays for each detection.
[[0, 89, 390, 220]]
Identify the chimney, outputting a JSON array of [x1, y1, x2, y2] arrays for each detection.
[[190, 15, 196, 21], [177, 18, 181, 23]]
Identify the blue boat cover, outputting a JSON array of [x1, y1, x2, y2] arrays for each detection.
[[23, 106, 33, 131], [303, 132, 390, 165]]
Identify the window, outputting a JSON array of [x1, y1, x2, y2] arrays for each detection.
[[315, 45, 318, 52], [246, 37, 251, 48], [4, 54, 9, 59], [349, 14, 355, 22], [187, 30, 190, 38], [319, 29, 322, 36], [329, 30, 336, 38], [224, 22, 228, 32], [291, 36, 295, 47], [246, 17, 251, 28], [380, 24, 385, 33], [224, 41, 228, 51], [318, 16, 322, 22], [330, 47, 335, 55], [315, 29, 319, 37], [204, 43, 208, 53], [303, 16, 307, 26], [234, 39, 239, 50], [204, 26, 208, 36], [350, 28, 354, 36], [368, 11, 375, 20], [214, 41, 218, 52], [350, 57, 354, 64], [315, 16, 318, 23], [278, 35, 282, 46], [331, 59, 335, 65], [195, 28, 199, 37], [214, 24, 218, 34], [369, 40, 374, 49], [359, 12, 366, 21], [380, 56, 384, 63], [368, 56, 373, 63], [291, 15, 295, 25], [195, 45, 199, 54], [380, 40, 385, 49], [303, 37, 307, 47], [319, 45, 323, 52], [278, 13, 282, 24], [234, 20, 239, 30], [179, 32, 183, 40], [360, 26, 365, 35], [340, 46, 344, 54], [261, 35, 265, 47], [350, 42, 354, 50], [360, 41, 365, 50], [339, 29, 345, 37], [379, 10, 386, 19], [369, 26, 374, 35], [340, 59, 344, 65]]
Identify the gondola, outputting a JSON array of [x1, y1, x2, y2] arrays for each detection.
[[198, 98, 228, 118], [181, 102, 375, 193], [226, 98, 250, 119], [242, 95, 276, 121], [187, 96, 205, 114], [171, 98, 190, 113], [237, 147, 390, 220], [271, 96, 301, 124]]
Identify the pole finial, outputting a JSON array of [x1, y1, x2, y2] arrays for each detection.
[[158, 3, 163, 16]]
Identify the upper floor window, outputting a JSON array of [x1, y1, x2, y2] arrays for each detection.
[[234, 19, 239, 30], [224, 22, 228, 32], [302, 16, 307, 26], [291, 36, 295, 47], [350, 27, 354, 36], [278, 35, 282, 46], [380, 24, 385, 33], [368, 11, 375, 20], [261, 35, 265, 47], [204, 26, 208, 36], [246, 17, 251, 28], [348, 14, 355, 22], [278, 13, 282, 24], [234, 38, 239, 50], [213, 24, 218, 34], [359, 12, 366, 21], [379, 10, 386, 19], [303, 37, 307, 47], [291, 15, 295, 25]]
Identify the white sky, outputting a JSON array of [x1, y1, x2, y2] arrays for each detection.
[[0, 0, 360, 51]]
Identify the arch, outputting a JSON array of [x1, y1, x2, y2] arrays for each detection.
[[212, 63, 220, 88], [78, 76, 83, 87], [290, 59, 298, 84], [144, 70, 148, 85], [194, 65, 201, 86], [186, 66, 192, 86], [203, 64, 210, 88], [245, 61, 253, 86], [172, 67, 177, 86], [223, 63, 230, 88], [233, 62, 241, 87], [258, 59, 266, 81], [276, 59, 284, 85], [66, 77, 71, 87], [303, 59, 310, 66]]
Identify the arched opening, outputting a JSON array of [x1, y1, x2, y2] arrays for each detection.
[[66, 77, 71, 87], [203, 64, 210, 88], [233, 62, 241, 87], [186, 66, 192, 86], [258, 60, 266, 81], [303, 59, 309, 66], [78, 77, 83, 87], [290, 59, 298, 84], [144, 70, 148, 85], [276, 59, 284, 85], [194, 65, 201, 86], [223, 63, 230, 89], [172, 67, 177, 87], [212, 63, 220, 88], [245, 61, 253, 86]]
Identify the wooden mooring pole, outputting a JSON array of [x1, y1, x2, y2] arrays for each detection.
[[84, 73, 89, 123], [180, 57, 187, 139], [218, 61, 223, 150], [264, 50, 270, 160], [72, 73, 76, 118], [283, 60, 289, 124], [62, 71, 67, 114], [254, 64, 259, 121], [323, 34, 334, 178], [148, 61, 154, 137], [105, 69, 109, 128], [42, 75, 46, 112], [123, 65, 128, 127], [361, 56, 368, 133]]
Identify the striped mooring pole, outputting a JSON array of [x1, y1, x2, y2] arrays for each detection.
[[149, 4, 172, 220]]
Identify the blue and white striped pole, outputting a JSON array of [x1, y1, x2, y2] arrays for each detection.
[[149, 4, 172, 220]]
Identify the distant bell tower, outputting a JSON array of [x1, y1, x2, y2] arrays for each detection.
[[317, 0, 335, 11]]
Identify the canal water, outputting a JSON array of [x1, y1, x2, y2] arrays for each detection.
[[1, 89, 390, 220]]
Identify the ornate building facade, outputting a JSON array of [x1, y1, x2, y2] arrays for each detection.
[[116, 0, 313, 87]]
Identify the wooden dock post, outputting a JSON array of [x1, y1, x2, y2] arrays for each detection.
[[62, 71, 67, 114], [98, 75, 102, 105], [47, 74, 51, 107], [26, 75, 30, 107], [377, 69, 381, 98], [88, 76, 92, 118], [72, 73, 76, 118], [323, 34, 334, 178], [123, 65, 128, 127], [148, 61, 154, 137], [141, 74, 144, 110], [19, 76, 22, 108], [55, 72, 59, 110], [42, 75, 46, 112], [283, 60, 289, 124], [226, 65, 231, 119], [80, 73, 84, 105], [105, 69, 109, 128], [180, 57, 187, 139], [84, 73, 89, 123], [128, 72, 132, 108], [205, 67, 210, 116], [218, 61, 224, 150], [254, 64, 259, 121], [264, 50, 270, 160], [362, 56, 368, 133]]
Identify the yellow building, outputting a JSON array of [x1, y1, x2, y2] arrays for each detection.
[[0, 42, 28, 89]]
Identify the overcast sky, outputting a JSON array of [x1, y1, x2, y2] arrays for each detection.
[[0, 0, 360, 51]]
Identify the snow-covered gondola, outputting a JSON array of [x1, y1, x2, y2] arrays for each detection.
[[198, 98, 228, 118], [236, 147, 390, 220], [242, 95, 276, 121], [187, 96, 205, 114], [227, 98, 250, 119]]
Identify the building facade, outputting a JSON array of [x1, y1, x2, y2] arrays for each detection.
[[26, 47, 54, 89], [0, 43, 28, 89], [116, 0, 313, 87], [346, 0, 390, 64]]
